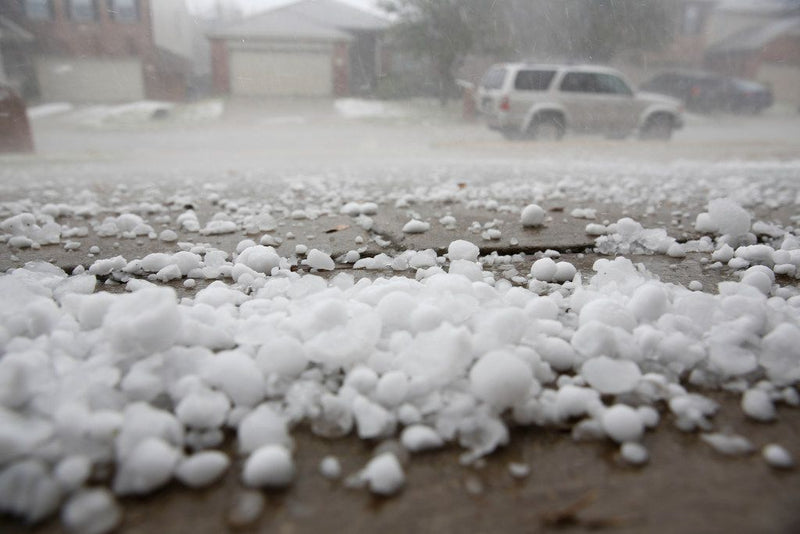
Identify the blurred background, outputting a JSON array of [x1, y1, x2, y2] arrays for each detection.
[[1, 0, 798, 107], [1, 0, 799, 165]]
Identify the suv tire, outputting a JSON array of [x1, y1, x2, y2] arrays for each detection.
[[528, 114, 565, 141], [639, 114, 673, 141]]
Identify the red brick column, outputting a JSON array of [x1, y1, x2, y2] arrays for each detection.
[[0, 90, 35, 153], [210, 39, 230, 95], [332, 41, 349, 97]]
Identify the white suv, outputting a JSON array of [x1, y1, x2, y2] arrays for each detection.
[[477, 63, 684, 140]]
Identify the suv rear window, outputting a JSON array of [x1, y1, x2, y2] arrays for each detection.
[[481, 67, 507, 90], [595, 74, 633, 96], [514, 70, 555, 91]]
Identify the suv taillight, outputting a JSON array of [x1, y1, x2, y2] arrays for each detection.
[[499, 96, 510, 111]]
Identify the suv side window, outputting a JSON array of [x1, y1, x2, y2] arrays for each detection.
[[559, 72, 597, 93], [514, 70, 556, 91], [481, 67, 507, 90], [595, 74, 633, 96]]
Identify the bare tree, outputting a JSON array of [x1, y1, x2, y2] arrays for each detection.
[[500, 0, 674, 63], [381, 0, 673, 103], [380, 0, 506, 106]]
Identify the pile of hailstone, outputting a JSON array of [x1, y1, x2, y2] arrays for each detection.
[[1, 198, 799, 533]]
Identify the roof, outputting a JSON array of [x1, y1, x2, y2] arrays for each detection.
[[707, 17, 800, 54], [715, 0, 800, 15], [279, 0, 390, 32], [499, 63, 628, 75], [208, 0, 389, 42], [209, 8, 351, 41], [0, 15, 34, 43]]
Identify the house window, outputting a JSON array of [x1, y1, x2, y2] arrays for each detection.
[[682, 4, 703, 36], [108, 0, 140, 22], [24, 0, 54, 20], [68, 0, 98, 22]]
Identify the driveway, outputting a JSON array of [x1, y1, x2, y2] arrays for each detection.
[[1, 98, 800, 534]]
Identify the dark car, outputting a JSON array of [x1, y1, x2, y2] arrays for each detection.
[[717, 77, 774, 114], [640, 71, 772, 115]]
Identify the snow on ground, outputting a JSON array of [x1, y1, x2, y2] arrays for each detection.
[[26, 103, 74, 120], [170, 100, 226, 122], [67, 101, 176, 127], [0, 160, 798, 531], [259, 116, 308, 126], [28, 100, 226, 128], [334, 99, 406, 119]]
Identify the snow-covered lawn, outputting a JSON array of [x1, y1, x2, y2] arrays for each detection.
[[26, 100, 225, 128], [26, 103, 74, 120], [334, 99, 407, 120]]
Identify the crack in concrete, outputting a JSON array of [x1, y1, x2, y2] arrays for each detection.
[[333, 242, 597, 260], [475, 243, 595, 256]]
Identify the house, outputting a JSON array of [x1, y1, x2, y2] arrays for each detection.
[[645, 1, 718, 68], [628, 0, 800, 106], [208, 0, 391, 98], [704, 0, 800, 106], [609, 0, 717, 83], [0, 0, 197, 102]]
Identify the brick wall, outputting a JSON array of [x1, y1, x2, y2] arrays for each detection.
[[705, 51, 761, 79], [332, 41, 348, 97], [6, 0, 191, 101], [209, 38, 228, 95], [16, 0, 154, 57], [704, 34, 800, 81], [761, 34, 800, 67]]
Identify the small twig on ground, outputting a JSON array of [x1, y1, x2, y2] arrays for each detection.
[[540, 489, 635, 530]]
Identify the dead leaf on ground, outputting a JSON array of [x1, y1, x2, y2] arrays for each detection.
[[540, 490, 633, 530], [541, 490, 597, 527]]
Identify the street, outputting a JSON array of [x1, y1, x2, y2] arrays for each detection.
[[16, 98, 800, 171]]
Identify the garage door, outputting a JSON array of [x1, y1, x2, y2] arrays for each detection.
[[230, 49, 332, 97], [35, 57, 144, 103]]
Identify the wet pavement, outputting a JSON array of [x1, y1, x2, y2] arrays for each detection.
[[4, 394, 800, 534], [2, 99, 800, 533]]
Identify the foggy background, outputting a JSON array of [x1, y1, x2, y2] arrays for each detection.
[[1, 0, 799, 166], [187, 0, 382, 17]]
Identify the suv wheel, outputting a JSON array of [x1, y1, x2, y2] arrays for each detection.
[[640, 114, 673, 141], [528, 114, 565, 141]]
